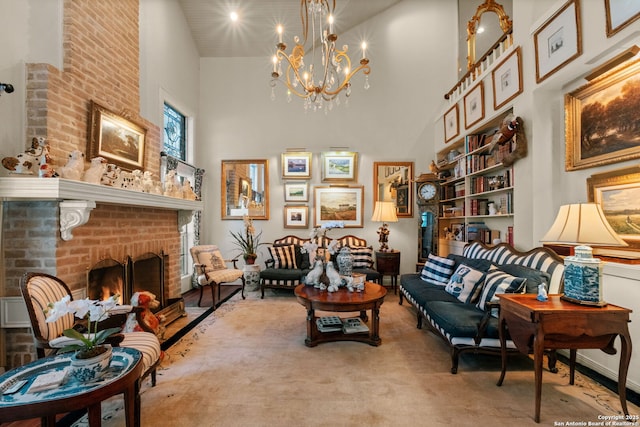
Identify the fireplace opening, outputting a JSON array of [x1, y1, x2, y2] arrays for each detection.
[[131, 252, 166, 312], [87, 258, 127, 304]]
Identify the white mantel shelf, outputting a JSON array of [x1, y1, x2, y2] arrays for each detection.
[[0, 177, 203, 240]]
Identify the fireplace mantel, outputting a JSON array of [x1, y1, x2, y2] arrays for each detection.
[[0, 177, 203, 240]]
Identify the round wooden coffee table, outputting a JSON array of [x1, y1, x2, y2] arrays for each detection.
[[294, 282, 387, 347]]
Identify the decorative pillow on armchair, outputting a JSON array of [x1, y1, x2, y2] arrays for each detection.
[[268, 245, 298, 269], [351, 246, 374, 268], [444, 264, 485, 304], [209, 251, 227, 271]]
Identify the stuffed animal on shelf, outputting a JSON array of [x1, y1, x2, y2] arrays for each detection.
[[57, 150, 85, 180], [82, 156, 107, 184], [124, 291, 166, 338]]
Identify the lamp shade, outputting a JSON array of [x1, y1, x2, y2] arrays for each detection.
[[540, 203, 627, 247], [371, 201, 398, 223]]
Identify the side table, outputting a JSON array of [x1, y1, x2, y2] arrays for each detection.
[[0, 347, 143, 426], [375, 250, 400, 294], [243, 264, 261, 292], [496, 293, 632, 423]]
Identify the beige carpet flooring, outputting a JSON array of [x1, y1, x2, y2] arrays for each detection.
[[98, 288, 638, 426]]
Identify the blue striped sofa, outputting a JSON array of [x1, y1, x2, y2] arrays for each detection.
[[260, 235, 380, 298], [399, 241, 565, 374]]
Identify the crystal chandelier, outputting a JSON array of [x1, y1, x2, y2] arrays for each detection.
[[270, 0, 371, 111]]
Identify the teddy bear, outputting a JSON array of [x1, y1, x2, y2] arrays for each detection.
[[123, 291, 166, 338], [57, 150, 85, 180]]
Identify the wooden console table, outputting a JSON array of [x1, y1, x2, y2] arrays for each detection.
[[497, 293, 632, 423]]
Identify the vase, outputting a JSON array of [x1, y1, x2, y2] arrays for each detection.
[[69, 345, 113, 382], [336, 246, 354, 276], [244, 254, 257, 265]]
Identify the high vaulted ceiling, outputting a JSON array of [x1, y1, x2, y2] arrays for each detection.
[[178, 0, 402, 57]]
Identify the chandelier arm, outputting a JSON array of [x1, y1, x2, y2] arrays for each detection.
[[276, 49, 313, 97], [323, 63, 370, 96]]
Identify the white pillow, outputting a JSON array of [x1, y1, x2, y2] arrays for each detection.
[[444, 264, 486, 304]]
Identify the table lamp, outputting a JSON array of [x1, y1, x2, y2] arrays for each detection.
[[371, 201, 398, 252], [540, 203, 627, 306]]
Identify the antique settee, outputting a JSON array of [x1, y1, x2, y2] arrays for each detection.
[[259, 235, 380, 298], [399, 241, 565, 373]]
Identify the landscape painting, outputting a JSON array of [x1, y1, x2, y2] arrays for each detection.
[[313, 186, 363, 228]]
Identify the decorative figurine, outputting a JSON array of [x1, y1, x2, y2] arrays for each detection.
[[82, 157, 106, 184], [57, 150, 85, 181], [537, 283, 548, 302], [2, 137, 50, 175]]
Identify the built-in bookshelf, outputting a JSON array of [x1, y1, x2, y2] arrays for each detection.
[[436, 111, 516, 256]]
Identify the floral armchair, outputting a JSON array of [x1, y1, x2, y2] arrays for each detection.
[[189, 245, 246, 308]]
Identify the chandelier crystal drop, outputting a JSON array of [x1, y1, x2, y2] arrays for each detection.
[[270, 0, 371, 109]]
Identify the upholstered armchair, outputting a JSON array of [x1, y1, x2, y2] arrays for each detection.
[[189, 245, 246, 308], [20, 272, 162, 386]]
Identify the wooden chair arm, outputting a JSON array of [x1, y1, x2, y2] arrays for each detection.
[[475, 301, 500, 345]]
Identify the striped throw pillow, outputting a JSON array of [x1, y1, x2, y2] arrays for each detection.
[[351, 246, 374, 268], [268, 245, 298, 269], [476, 270, 527, 316], [420, 254, 455, 285]]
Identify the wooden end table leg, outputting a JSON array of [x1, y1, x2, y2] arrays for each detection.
[[370, 304, 382, 346], [305, 307, 317, 347], [87, 402, 102, 427], [569, 349, 577, 385], [533, 332, 545, 423], [618, 329, 632, 416], [123, 381, 141, 427], [497, 315, 507, 387]]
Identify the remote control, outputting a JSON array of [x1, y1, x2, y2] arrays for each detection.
[[3, 379, 27, 395]]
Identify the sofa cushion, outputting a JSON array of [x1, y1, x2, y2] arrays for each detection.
[[268, 245, 298, 269], [351, 246, 374, 268], [444, 264, 485, 304], [420, 254, 455, 285], [259, 268, 306, 281], [401, 274, 460, 306], [497, 264, 551, 294], [476, 270, 527, 316], [423, 301, 488, 338], [446, 254, 493, 272]]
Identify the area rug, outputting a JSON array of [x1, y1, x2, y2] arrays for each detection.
[[76, 289, 639, 426]]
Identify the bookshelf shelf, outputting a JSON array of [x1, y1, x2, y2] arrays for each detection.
[[436, 110, 516, 253]]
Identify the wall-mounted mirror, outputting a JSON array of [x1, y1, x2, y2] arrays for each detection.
[[458, 0, 512, 78], [221, 159, 269, 220], [373, 162, 414, 218]]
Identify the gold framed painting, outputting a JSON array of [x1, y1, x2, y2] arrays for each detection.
[[320, 151, 358, 182], [605, 0, 640, 37], [534, 0, 582, 83], [463, 82, 484, 129], [284, 205, 309, 229], [284, 182, 309, 202], [88, 101, 146, 171], [491, 47, 523, 110], [313, 185, 364, 228], [565, 58, 640, 171], [281, 151, 312, 179], [444, 104, 460, 143], [587, 165, 640, 250]]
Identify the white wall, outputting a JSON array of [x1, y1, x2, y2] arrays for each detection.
[[197, 0, 457, 274], [0, 0, 63, 156]]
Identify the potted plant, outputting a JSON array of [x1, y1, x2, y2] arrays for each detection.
[[230, 216, 264, 264], [45, 294, 123, 381]]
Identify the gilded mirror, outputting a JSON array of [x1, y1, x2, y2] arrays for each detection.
[[373, 162, 414, 218], [221, 159, 269, 220], [459, 0, 512, 77]]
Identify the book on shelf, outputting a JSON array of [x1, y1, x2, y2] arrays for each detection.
[[507, 226, 514, 246]]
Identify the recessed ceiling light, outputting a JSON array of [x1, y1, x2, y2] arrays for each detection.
[[230, 11, 239, 22]]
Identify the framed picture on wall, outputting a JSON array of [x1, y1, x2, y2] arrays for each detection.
[[492, 47, 523, 110], [587, 165, 640, 249], [313, 185, 364, 228], [533, 0, 582, 83], [281, 151, 312, 179], [463, 82, 484, 129], [284, 182, 309, 202], [444, 104, 460, 143], [88, 101, 146, 171], [565, 58, 640, 171], [320, 151, 358, 182], [605, 0, 640, 37], [284, 205, 309, 229]]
